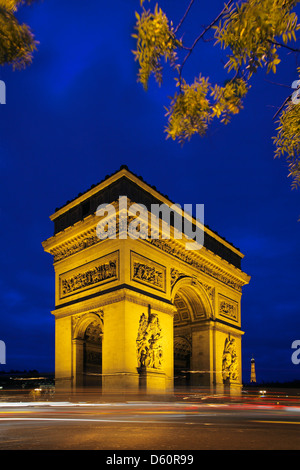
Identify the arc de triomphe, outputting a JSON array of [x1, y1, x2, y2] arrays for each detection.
[[42, 166, 250, 395]]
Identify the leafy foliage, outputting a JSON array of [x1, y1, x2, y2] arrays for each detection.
[[132, 0, 300, 191], [132, 3, 180, 90], [215, 0, 299, 77], [273, 72, 300, 189], [166, 75, 249, 143], [0, 0, 37, 70], [166, 75, 212, 143], [210, 77, 249, 123]]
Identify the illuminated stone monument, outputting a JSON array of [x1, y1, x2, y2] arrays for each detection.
[[250, 356, 257, 383], [42, 166, 250, 395]]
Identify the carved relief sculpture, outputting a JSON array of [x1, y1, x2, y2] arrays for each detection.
[[170, 268, 186, 288], [136, 312, 163, 369], [131, 252, 166, 292], [59, 253, 118, 298], [219, 296, 238, 322], [148, 238, 243, 292], [133, 262, 163, 289], [222, 335, 238, 382]]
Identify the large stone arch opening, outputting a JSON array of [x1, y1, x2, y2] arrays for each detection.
[[172, 278, 213, 388], [73, 312, 103, 390], [173, 334, 192, 386], [83, 320, 103, 388]]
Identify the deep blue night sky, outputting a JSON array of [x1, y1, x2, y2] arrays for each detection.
[[0, 0, 299, 383]]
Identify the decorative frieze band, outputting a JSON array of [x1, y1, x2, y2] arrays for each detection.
[[52, 230, 100, 263], [150, 239, 242, 292], [51, 222, 244, 293]]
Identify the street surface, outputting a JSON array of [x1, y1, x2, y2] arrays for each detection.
[[0, 388, 299, 451]]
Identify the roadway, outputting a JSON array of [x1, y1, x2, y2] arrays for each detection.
[[0, 388, 299, 451]]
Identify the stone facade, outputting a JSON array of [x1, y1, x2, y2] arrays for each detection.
[[42, 166, 250, 395]]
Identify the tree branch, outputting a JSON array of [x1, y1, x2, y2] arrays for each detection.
[[178, 0, 235, 85], [265, 78, 293, 89], [273, 94, 291, 120], [174, 0, 195, 34], [268, 38, 300, 53]]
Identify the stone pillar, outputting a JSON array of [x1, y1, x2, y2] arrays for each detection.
[[138, 367, 167, 393], [72, 338, 84, 389], [101, 293, 173, 395], [54, 315, 73, 392], [190, 323, 213, 387], [212, 325, 243, 395], [101, 297, 140, 393]]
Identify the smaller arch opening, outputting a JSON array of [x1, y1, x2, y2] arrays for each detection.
[[83, 320, 103, 389]]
